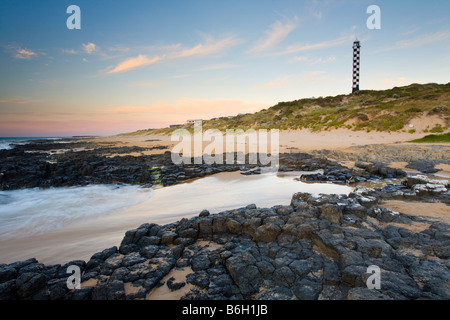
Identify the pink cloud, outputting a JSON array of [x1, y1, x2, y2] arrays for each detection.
[[107, 54, 162, 74]]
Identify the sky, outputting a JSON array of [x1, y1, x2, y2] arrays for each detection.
[[0, 0, 449, 137]]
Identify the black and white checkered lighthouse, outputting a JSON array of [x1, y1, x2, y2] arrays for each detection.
[[352, 39, 361, 93]]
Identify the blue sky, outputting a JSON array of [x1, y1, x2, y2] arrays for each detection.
[[0, 0, 449, 136]]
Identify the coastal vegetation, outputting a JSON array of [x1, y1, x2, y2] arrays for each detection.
[[121, 83, 450, 136]]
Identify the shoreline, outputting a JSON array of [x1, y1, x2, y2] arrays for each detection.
[[0, 132, 449, 300], [0, 175, 448, 300]]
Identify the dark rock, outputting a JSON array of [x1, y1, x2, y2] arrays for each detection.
[[257, 286, 294, 300], [71, 287, 93, 300], [178, 228, 198, 239], [347, 287, 391, 300], [92, 280, 125, 300], [254, 223, 281, 242], [289, 259, 313, 278], [170, 245, 185, 260], [381, 271, 422, 300], [5, 258, 38, 272], [212, 216, 227, 234], [139, 236, 161, 246], [102, 254, 124, 272], [292, 279, 321, 300], [273, 266, 296, 285], [319, 204, 343, 225], [192, 254, 213, 271], [161, 231, 178, 245], [48, 279, 70, 300], [15, 273, 47, 298], [56, 260, 86, 280], [318, 285, 346, 300], [0, 280, 16, 300], [42, 265, 61, 280], [339, 251, 365, 269], [18, 263, 44, 275], [90, 246, 118, 261], [186, 271, 210, 289], [226, 219, 243, 234], [85, 259, 103, 271], [199, 218, 213, 238], [199, 209, 210, 217], [0, 267, 18, 283], [225, 252, 261, 297], [110, 267, 129, 282], [344, 203, 367, 218], [167, 276, 186, 291], [323, 260, 341, 285], [119, 244, 138, 255], [122, 252, 146, 268], [341, 265, 367, 287]]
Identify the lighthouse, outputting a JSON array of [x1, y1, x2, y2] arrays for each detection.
[[352, 40, 361, 93]]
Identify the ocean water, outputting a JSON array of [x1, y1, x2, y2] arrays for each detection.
[[0, 137, 67, 150], [0, 184, 155, 240], [0, 171, 353, 264]]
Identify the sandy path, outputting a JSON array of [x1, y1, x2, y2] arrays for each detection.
[[92, 129, 439, 155]]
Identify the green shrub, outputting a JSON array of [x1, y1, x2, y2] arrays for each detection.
[[405, 107, 422, 113], [430, 124, 444, 133], [409, 132, 450, 143]]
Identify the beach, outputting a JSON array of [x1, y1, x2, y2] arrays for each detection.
[[0, 129, 449, 300]]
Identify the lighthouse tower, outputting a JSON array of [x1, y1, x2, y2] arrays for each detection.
[[352, 40, 361, 93]]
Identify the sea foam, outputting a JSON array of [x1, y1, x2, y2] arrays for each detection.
[[0, 184, 154, 240]]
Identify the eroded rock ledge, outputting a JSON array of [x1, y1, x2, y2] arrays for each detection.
[[0, 178, 448, 300]]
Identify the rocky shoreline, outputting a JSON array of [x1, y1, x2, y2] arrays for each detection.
[[0, 176, 449, 300], [0, 139, 449, 300], [1, 138, 441, 191]]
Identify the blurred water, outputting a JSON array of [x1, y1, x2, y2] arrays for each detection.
[[0, 171, 353, 264]]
